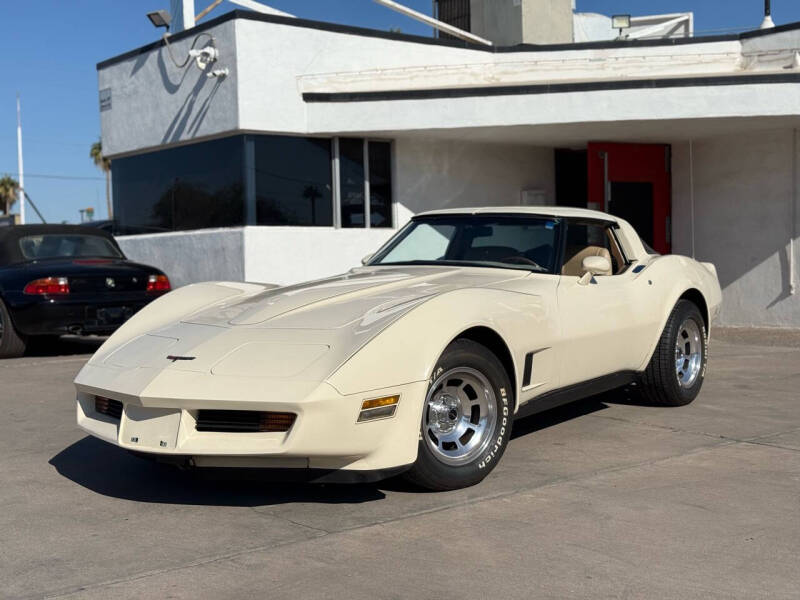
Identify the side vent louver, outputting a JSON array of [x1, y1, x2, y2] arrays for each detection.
[[522, 352, 534, 387]]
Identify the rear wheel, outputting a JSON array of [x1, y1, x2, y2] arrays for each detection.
[[640, 299, 707, 406], [0, 298, 27, 359], [404, 339, 513, 491]]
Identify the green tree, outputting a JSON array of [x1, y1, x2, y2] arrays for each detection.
[[0, 175, 19, 216], [90, 139, 112, 219]]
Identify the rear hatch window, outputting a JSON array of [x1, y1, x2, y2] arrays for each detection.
[[19, 234, 122, 260]]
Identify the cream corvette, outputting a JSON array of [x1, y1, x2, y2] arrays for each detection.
[[75, 207, 721, 490]]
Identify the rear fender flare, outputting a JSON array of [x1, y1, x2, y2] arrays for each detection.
[[637, 257, 719, 370]]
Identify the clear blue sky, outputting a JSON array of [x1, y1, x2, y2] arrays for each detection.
[[2, 0, 798, 224]]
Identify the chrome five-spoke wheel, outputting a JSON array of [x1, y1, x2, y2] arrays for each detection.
[[424, 367, 497, 466], [675, 318, 702, 389]]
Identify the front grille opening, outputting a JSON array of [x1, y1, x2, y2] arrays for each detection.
[[95, 396, 123, 420], [195, 410, 296, 433]]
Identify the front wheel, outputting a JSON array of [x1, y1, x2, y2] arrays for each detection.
[[403, 339, 513, 491], [640, 299, 707, 406]]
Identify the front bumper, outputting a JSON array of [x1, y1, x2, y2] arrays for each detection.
[[75, 364, 427, 475]]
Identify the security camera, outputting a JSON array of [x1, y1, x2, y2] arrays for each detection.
[[189, 45, 219, 70]]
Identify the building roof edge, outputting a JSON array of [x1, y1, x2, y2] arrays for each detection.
[[97, 10, 800, 72]]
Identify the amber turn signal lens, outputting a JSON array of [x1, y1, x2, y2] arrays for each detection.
[[357, 395, 400, 423], [361, 395, 400, 411], [258, 412, 296, 432]]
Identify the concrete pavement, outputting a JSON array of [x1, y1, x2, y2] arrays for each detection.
[[0, 333, 798, 599]]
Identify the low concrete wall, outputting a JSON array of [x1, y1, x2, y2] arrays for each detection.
[[672, 128, 800, 328], [117, 226, 394, 288], [117, 228, 245, 288]]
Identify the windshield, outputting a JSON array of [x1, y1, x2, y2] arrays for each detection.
[[369, 215, 561, 273], [19, 234, 122, 260]]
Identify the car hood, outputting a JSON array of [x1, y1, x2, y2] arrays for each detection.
[[95, 266, 525, 385], [183, 266, 523, 330]]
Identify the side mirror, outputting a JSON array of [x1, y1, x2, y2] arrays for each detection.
[[578, 255, 611, 285], [361, 253, 373, 266]]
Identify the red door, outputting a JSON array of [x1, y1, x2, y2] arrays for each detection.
[[587, 143, 671, 254]]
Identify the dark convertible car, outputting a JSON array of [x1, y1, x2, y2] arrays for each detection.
[[0, 225, 170, 358]]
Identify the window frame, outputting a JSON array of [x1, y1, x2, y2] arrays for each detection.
[[558, 217, 632, 277], [608, 225, 632, 272], [333, 137, 395, 230]]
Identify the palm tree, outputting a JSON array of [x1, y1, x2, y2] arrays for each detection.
[[0, 175, 19, 216], [90, 140, 112, 219]]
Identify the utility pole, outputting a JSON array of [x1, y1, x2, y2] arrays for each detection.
[[16, 93, 26, 224]]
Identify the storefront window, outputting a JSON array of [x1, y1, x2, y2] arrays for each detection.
[[369, 141, 393, 228], [112, 135, 393, 234], [254, 136, 333, 226], [112, 136, 244, 235], [338, 139, 393, 229], [339, 138, 366, 228]]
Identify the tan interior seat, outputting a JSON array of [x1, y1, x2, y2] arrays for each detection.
[[561, 245, 612, 277]]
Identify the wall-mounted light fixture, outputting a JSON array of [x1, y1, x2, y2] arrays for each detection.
[[612, 14, 632, 39], [147, 10, 172, 31], [145, 8, 225, 77]]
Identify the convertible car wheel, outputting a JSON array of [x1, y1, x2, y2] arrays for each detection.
[[404, 339, 513, 491], [640, 299, 707, 406], [0, 298, 26, 359]]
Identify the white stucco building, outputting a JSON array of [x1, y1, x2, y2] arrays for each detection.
[[98, 0, 800, 328]]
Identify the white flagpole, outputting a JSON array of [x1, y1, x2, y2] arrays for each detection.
[[761, 0, 775, 28], [16, 93, 26, 224]]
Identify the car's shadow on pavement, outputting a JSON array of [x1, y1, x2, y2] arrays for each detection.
[[25, 335, 105, 357], [510, 397, 610, 439], [49, 436, 389, 506], [509, 381, 656, 439], [50, 386, 650, 505], [595, 382, 674, 408]]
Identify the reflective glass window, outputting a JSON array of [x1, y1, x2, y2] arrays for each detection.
[[339, 138, 366, 228], [254, 136, 333, 226], [368, 141, 392, 228], [112, 136, 244, 235]]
